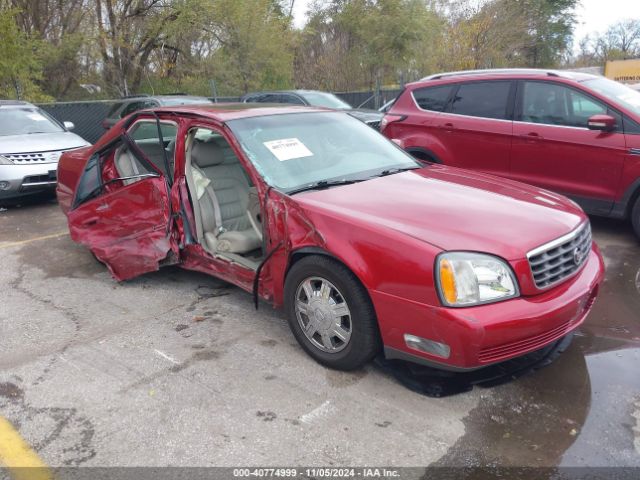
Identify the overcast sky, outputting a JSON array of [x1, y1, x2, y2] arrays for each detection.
[[574, 0, 639, 42], [291, 0, 640, 47]]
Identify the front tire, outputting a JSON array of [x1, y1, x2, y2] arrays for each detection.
[[284, 255, 381, 370]]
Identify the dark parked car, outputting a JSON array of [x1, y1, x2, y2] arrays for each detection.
[[57, 104, 603, 372], [241, 90, 383, 129], [381, 68, 640, 238], [102, 94, 213, 130]]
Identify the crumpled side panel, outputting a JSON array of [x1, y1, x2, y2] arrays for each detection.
[[68, 177, 174, 281], [259, 192, 326, 307]]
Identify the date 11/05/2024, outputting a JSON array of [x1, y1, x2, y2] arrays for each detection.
[[233, 468, 400, 478]]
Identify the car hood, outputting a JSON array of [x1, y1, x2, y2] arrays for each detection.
[[293, 166, 585, 261], [0, 132, 90, 154]]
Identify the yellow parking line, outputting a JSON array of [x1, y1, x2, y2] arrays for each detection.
[[0, 231, 69, 250], [0, 416, 53, 480]]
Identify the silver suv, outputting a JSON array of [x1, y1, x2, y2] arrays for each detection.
[[0, 100, 90, 200]]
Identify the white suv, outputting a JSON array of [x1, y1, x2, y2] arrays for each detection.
[[0, 100, 90, 200]]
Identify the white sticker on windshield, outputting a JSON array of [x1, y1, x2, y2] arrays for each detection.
[[263, 138, 313, 161], [27, 113, 47, 121]]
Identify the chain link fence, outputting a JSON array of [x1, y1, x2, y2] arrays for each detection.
[[38, 90, 401, 144], [335, 89, 402, 109], [38, 100, 116, 145]]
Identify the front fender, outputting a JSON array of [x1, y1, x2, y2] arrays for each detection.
[[262, 191, 442, 308]]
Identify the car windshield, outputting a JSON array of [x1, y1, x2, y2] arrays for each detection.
[[0, 107, 64, 136], [581, 77, 640, 115], [227, 111, 420, 192], [300, 92, 352, 109]]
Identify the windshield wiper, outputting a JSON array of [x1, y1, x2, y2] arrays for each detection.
[[376, 166, 421, 177], [286, 179, 363, 195]]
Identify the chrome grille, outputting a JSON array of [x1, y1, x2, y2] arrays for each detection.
[[527, 222, 592, 289], [4, 152, 48, 163]]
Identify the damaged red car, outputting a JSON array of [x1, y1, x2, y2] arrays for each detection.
[[57, 105, 604, 371]]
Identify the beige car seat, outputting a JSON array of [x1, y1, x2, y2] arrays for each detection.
[[114, 146, 143, 185], [190, 139, 261, 255]]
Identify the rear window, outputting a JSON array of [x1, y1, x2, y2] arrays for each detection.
[[73, 153, 101, 207], [412, 85, 452, 112], [450, 81, 511, 120], [107, 102, 124, 117], [120, 100, 158, 118]]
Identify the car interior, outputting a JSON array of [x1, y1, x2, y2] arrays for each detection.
[[184, 127, 264, 270], [110, 121, 264, 270], [114, 121, 177, 182]]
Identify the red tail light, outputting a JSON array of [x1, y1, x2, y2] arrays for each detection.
[[380, 114, 406, 132]]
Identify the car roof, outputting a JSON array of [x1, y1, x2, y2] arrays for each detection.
[[243, 90, 332, 97], [151, 103, 330, 122], [0, 100, 36, 108], [412, 68, 599, 86], [116, 94, 210, 103], [156, 95, 211, 104]]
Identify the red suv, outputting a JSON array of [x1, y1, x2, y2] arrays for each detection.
[[381, 69, 640, 238]]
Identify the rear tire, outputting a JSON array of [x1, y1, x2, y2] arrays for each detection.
[[631, 195, 640, 241], [284, 255, 381, 370]]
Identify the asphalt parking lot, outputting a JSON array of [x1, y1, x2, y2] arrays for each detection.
[[1, 196, 639, 469]]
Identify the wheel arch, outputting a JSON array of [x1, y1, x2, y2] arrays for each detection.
[[285, 246, 383, 341], [287, 247, 369, 285], [285, 247, 377, 308], [626, 181, 640, 218], [405, 146, 442, 164], [611, 177, 640, 219]]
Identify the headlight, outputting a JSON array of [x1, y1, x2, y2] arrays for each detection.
[[436, 252, 519, 307], [0, 155, 14, 165]]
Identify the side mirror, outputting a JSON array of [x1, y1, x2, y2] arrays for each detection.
[[391, 138, 405, 149], [587, 114, 615, 132], [63, 121, 75, 131]]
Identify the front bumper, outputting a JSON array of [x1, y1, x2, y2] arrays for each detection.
[[372, 245, 605, 371], [0, 162, 58, 199]]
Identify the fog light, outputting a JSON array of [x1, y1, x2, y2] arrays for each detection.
[[0, 181, 10, 190], [404, 334, 451, 359]]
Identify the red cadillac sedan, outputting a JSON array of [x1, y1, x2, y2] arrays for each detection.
[[57, 105, 604, 371]]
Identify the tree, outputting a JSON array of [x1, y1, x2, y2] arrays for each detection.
[[93, 0, 199, 96], [0, 8, 50, 101], [516, 0, 578, 67], [6, 0, 90, 99], [440, 0, 529, 71], [294, 0, 440, 91], [570, 19, 640, 66], [593, 19, 640, 61], [202, 0, 295, 94]]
